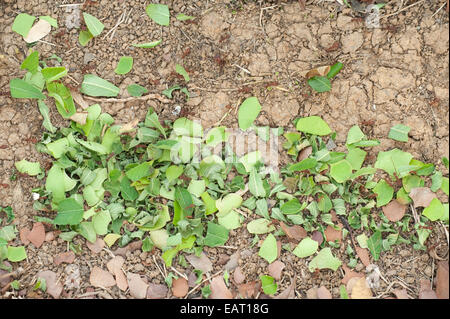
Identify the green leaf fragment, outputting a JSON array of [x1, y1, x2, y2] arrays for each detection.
[[308, 248, 341, 272], [12, 13, 36, 37], [54, 198, 84, 226], [80, 74, 120, 97], [204, 222, 229, 247], [258, 234, 277, 264], [127, 84, 148, 97], [146, 4, 170, 26], [388, 124, 410, 142], [175, 64, 190, 82], [115, 56, 133, 75], [15, 159, 42, 176], [422, 198, 444, 221], [293, 237, 318, 258], [296, 116, 331, 136], [238, 97, 262, 131], [10, 78, 45, 99], [329, 160, 353, 183], [260, 275, 277, 295], [176, 13, 195, 21], [7, 246, 27, 262], [308, 76, 331, 92], [83, 12, 104, 37], [367, 231, 382, 261], [132, 40, 162, 48]]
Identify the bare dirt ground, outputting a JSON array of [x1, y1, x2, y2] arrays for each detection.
[[0, 0, 448, 299]]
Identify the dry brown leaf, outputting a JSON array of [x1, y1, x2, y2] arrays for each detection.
[[114, 240, 142, 257], [341, 264, 364, 284], [210, 276, 233, 299], [356, 247, 371, 267], [86, 237, 105, 254], [435, 261, 449, 299], [297, 146, 312, 162], [351, 277, 372, 299], [280, 222, 307, 241], [311, 230, 324, 245], [317, 286, 333, 299], [346, 277, 360, 296], [409, 187, 437, 208], [0, 269, 11, 287], [187, 271, 198, 287], [147, 283, 168, 299], [301, 65, 331, 79], [233, 267, 246, 285], [27, 222, 45, 248], [54, 251, 75, 266], [224, 251, 240, 271], [186, 252, 213, 273], [276, 240, 282, 259], [24, 19, 51, 43], [106, 256, 128, 291], [217, 253, 230, 265], [238, 281, 260, 299], [324, 224, 342, 243], [19, 227, 31, 245], [268, 260, 285, 280], [273, 275, 296, 299], [71, 89, 90, 110], [44, 231, 55, 242], [393, 288, 410, 299], [89, 266, 116, 288], [306, 287, 318, 299], [119, 118, 140, 134], [127, 273, 148, 299], [382, 199, 407, 222], [419, 279, 438, 299], [36, 270, 63, 299], [172, 277, 189, 298], [69, 112, 88, 125]]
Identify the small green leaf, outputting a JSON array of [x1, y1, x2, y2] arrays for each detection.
[[92, 210, 111, 235], [127, 84, 148, 97], [7, 246, 27, 262], [258, 234, 277, 264], [346, 125, 366, 145], [21, 50, 39, 74], [79, 30, 94, 46], [292, 237, 318, 258], [54, 198, 84, 226], [175, 187, 194, 216], [296, 116, 331, 136], [248, 169, 266, 198], [78, 221, 96, 243], [327, 62, 343, 79], [308, 248, 341, 272], [10, 78, 45, 99], [15, 159, 42, 176], [126, 162, 151, 182], [146, 4, 170, 26], [12, 13, 36, 37], [201, 191, 217, 215], [329, 160, 353, 183], [204, 222, 229, 247], [80, 74, 120, 97], [288, 158, 317, 172], [308, 76, 331, 92], [373, 180, 394, 207], [132, 40, 162, 48], [374, 149, 413, 177], [247, 219, 275, 234], [238, 97, 262, 131], [187, 180, 205, 197], [346, 147, 366, 171], [281, 198, 302, 214], [216, 193, 242, 216], [37, 100, 57, 133], [42, 67, 67, 83], [39, 16, 58, 28], [218, 210, 241, 230], [388, 124, 410, 142], [422, 198, 444, 221], [175, 64, 190, 82], [83, 12, 104, 37], [176, 13, 195, 21], [260, 275, 277, 295], [115, 56, 133, 75], [120, 176, 139, 201], [367, 231, 382, 261]]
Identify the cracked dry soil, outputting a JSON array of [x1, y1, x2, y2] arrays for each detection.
[[0, 0, 448, 299]]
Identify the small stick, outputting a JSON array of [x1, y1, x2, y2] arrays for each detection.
[[58, 3, 84, 7], [37, 39, 60, 47], [170, 267, 188, 280], [152, 255, 166, 279], [232, 64, 251, 75], [84, 94, 171, 104], [184, 269, 224, 298], [431, 1, 447, 18]]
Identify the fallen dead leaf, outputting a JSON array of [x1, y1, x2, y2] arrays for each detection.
[[210, 276, 233, 299], [233, 267, 246, 285], [172, 277, 189, 298], [127, 273, 148, 299], [382, 199, 407, 222], [324, 224, 342, 243], [147, 283, 168, 299], [186, 252, 213, 273], [36, 270, 63, 299], [280, 222, 307, 241], [44, 231, 55, 242], [69, 112, 88, 126], [297, 146, 313, 162], [71, 89, 90, 110], [311, 230, 324, 245], [0, 269, 11, 287], [351, 277, 372, 299], [409, 187, 437, 208], [238, 281, 260, 299], [317, 286, 332, 299], [106, 256, 127, 291], [217, 253, 230, 265], [27, 222, 45, 248], [346, 277, 360, 296], [119, 118, 140, 134], [19, 227, 31, 245], [86, 237, 105, 254], [224, 251, 240, 271], [341, 264, 364, 285], [114, 240, 142, 257], [277, 240, 282, 259], [268, 260, 285, 280], [435, 261, 449, 299], [356, 247, 371, 267], [393, 288, 410, 299], [273, 275, 296, 299], [24, 19, 51, 43], [89, 266, 116, 288], [306, 287, 318, 299], [187, 271, 198, 288], [419, 279, 438, 299], [301, 65, 331, 79], [54, 251, 75, 266]]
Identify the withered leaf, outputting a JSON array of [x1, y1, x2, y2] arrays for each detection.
[[280, 222, 307, 241], [268, 260, 285, 280], [382, 199, 407, 222], [317, 286, 332, 299], [238, 281, 260, 299], [210, 276, 233, 299], [54, 251, 75, 265], [409, 187, 437, 208], [233, 267, 246, 285], [127, 273, 148, 299], [186, 252, 213, 273], [86, 237, 105, 254], [435, 261, 449, 299], [19, 227, 31, 245], [356, 247, 371, 267], [351, 277, 372, 299], [36, 270, 63, 299], [89, 266, 116, 288], [27, 222, 45, 248], [172, 277, 189, 298], [324, 224, 341, 243], [311, 230, 324, 245], [341, 264, 364, 284], [273, 275, 296, 299], [393, 288, 410, 299], [147, 283, 168, 299]]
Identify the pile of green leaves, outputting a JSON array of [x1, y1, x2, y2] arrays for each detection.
[[0, 207, 27, 269]]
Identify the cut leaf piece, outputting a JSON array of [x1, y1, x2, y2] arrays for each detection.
[[258, 234, 277, 264], [176, 13, 195, 21], [21, 50, 39, 74], [422, 198, 444, 221], [247, 219, 275, 234], [80, 74, 120, 97], [54, 198, 84, 226], [15, 159, 42, 176], [293, 237, 319, 258], [373, 180, 394, 207], [115, 56, 133, 75], [204, 222, 229, 247], [409, 187, 437, 208], [127, 84, 148, 97], [238, 97, 262, 131], [260, 275, 277, 295], [132, 40, 162, 48], [388, 124, 410, 142], [12, 13, 36, 37], [308, 76, 331, 92], [308, 248, 341, 272], [330, 160, 353, 183], [24, 19, 51, 43], [83, 12, 104, 37], [296, 116, 331, 136], [175, 64, 190, 82], [367, 231, 382, 261], [7, 246, 27, 262], [42, 67, 67, 83], [10, 78, 45, 99], [146, 4, 170, 26], [79, 30, 93, 46], [374, 149, 413, 177]]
